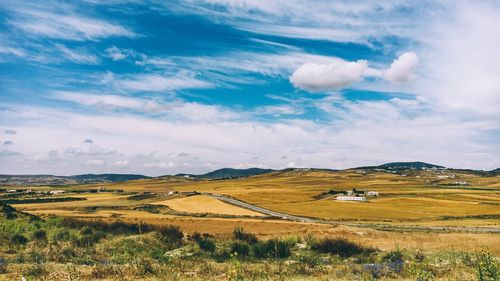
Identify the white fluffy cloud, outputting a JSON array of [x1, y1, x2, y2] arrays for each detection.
[[290, 60, 368, 92], [383, 52, 419, 83]]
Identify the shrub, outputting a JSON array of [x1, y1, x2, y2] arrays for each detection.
[[56, 248, 76, 263], [72, 232, 105, 248], [233, 227, 258, 244], [1, 203, 17, 219], [80, 226, 93, 235], [11, 234, 28, 246], [475, 251, 500, 281], [230, 241, 250, 257], [197, 237, 216, 252], [311, 237, 377, 258], [28, 251, 45, 264], [61, 218, 155, 235], [157, 225, 183, 246], [251, 238, 293, 259], [383, 250, 405, 263], [0, 256, 6, 274], [53, 229, 71, 242], [32, 229, 47, 242]]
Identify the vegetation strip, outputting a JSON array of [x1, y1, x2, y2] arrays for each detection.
[[0, 197, 86, 204]]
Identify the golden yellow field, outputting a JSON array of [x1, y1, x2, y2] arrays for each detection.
[[9, 169, 500, 256], [65, 169, 500, 225], [152, 195, 264, 216]]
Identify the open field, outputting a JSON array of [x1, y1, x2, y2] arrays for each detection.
[[3, 169, 500, 252], [2, 168, 500, 280], [52, 169, 500, 226], [152, 195, 264, 216]]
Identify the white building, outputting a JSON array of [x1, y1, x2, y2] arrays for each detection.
[[6, 189, 17, 193], [50, 190, 65, 195], [366, 191, 379, 196], [336, 195, 367, 202]]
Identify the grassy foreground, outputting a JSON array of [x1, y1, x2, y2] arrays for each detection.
[[1, 204, 499, 281]]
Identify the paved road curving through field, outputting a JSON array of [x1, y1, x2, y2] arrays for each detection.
[[204, 193, 500, 234], [204, 193, 315, 223]]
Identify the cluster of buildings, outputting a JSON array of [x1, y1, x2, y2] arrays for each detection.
[[334, 189, 380, 202]]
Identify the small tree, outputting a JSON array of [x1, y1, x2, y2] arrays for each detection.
[[158, 225, 183, 247], [233, 227, 258, 244]]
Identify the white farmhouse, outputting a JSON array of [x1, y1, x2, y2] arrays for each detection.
[[50, 190, 65, 195], [336, 195, 367, 202]]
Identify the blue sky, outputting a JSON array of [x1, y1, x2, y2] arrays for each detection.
[[1, 0, 499, 175]]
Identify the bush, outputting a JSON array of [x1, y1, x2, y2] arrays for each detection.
[[230, 241, 250, 257], [476, 251, 500, 281], [72, 232, 105, 248], [1, 203, 17, 219], [311, 237, 377, 258], [157, 225, 183, 246], [251, 238, 293, 259], [233, 227, 258, 244], [197, 237, 216, 252], [11, 234, 28, 246], [61, 218, 156, 235], [53, 229, 71, 242], [32, 229, 47, 242], [80, 226, 93, 235], [0, 256, 6, 274], [383, 249, 405, 263]]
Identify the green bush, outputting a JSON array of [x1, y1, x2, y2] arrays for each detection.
[[32, 229, 47, 242], [383, 249, 405, 263], [80, 226, 93, 235], [230, 241, 250, 257], [311, 237, 377, 258], [1, 203, 17, 219], [53, 229, 71, 242], [233, 227, 258, 244], [72, 232, 105, 248], [476, 251, 500, 281], [251, 238, 293, 259], [11, 234, 28, 246], [197, 237, 216, 252], [157, 225, 183, 246]]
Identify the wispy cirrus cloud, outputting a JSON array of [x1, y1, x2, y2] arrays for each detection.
[[111, 72, 213, 92], [55, 44, 99, 64], [172, 0, 421, 44], [52, 91, 242, 122], [2, 1, 135, 41]]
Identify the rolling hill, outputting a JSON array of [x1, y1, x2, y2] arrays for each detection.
[[0, 174, 150, 186], [358, 161, 445, 171], [193, 168, 275, 179]]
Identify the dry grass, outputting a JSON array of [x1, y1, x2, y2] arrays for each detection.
[[152, 195, 264, 216], [11, 169, 500, 258]]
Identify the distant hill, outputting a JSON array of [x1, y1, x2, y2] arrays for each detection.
[[0, 174, 150, 186], [358, 161, 445, 170], [492, 168, 500, 173], [197, 168, 275, 179], [68, 174, 150, 183]]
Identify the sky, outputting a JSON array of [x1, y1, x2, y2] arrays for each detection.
[[0, 0, 499, 176]]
